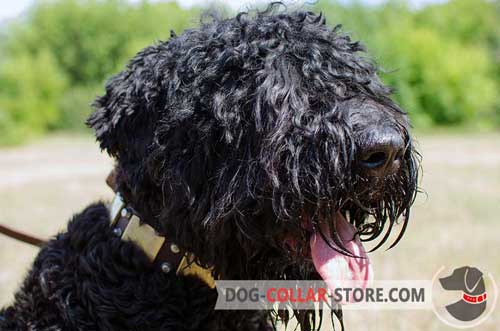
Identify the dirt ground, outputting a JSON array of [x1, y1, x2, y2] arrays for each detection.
[[0, 133, 499, 330]]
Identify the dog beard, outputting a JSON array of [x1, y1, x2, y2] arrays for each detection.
[[256, 147, 419, 331]]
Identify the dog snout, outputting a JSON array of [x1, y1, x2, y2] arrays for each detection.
[[357, 128, 405, 177]]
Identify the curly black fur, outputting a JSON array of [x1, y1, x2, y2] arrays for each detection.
[[1, 5, 418, 331], [0, 204, 270, 330]]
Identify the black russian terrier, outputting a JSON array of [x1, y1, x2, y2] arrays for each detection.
[[0, 6, 418, 331]]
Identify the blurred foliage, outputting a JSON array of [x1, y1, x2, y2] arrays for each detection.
[[0, 0, 499, 144], [0, 0, 198, 144], [316, 0, 499, 128], [0, 49, 67, 144]]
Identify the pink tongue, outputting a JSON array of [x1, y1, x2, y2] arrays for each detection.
[[310, 212, 373, 293]]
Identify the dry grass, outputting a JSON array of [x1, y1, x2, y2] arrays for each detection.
[[0, 133, 499, 330]]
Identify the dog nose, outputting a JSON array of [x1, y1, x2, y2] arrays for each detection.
[[358, 129, 405, 176]]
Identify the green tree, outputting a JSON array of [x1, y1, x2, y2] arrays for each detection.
[[0, 49, 67, 144], [0, 0, 198, 144], [376, 26, 497, 126]]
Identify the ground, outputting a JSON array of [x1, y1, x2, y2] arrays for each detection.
[[0, 133, 498, 330]]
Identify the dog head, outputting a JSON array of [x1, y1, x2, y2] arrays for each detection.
[[88, 5, 418, 298]]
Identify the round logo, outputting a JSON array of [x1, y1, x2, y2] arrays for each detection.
[[431, 265, 497, 328]]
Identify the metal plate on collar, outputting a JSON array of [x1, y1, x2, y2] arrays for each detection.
[[109, 193, 125, 226], [177, 254, 216, 288], [121, 215, 165, 262]]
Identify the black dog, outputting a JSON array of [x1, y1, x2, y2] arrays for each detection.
[[0, 6, 418, 331]]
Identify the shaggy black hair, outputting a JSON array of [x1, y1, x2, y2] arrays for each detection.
[[1, 5, 418, 331]]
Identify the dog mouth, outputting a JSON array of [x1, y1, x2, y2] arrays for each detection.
[[283, 212, 373, 293], [309, 212, 373, 293]]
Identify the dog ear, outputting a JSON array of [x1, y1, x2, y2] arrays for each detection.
[[87, 70, 139, 157], [87, 49, 161, 159], [87, 71, 124, 156], [465, 267, 484, 292]]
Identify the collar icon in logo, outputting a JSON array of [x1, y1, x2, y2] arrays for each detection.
[[439, 266, 487, 322]]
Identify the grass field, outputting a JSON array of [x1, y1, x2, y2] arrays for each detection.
[[0, 133, 499, 330]]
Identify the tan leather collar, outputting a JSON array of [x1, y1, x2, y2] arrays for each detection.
[[107, 179, 215, 288]]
